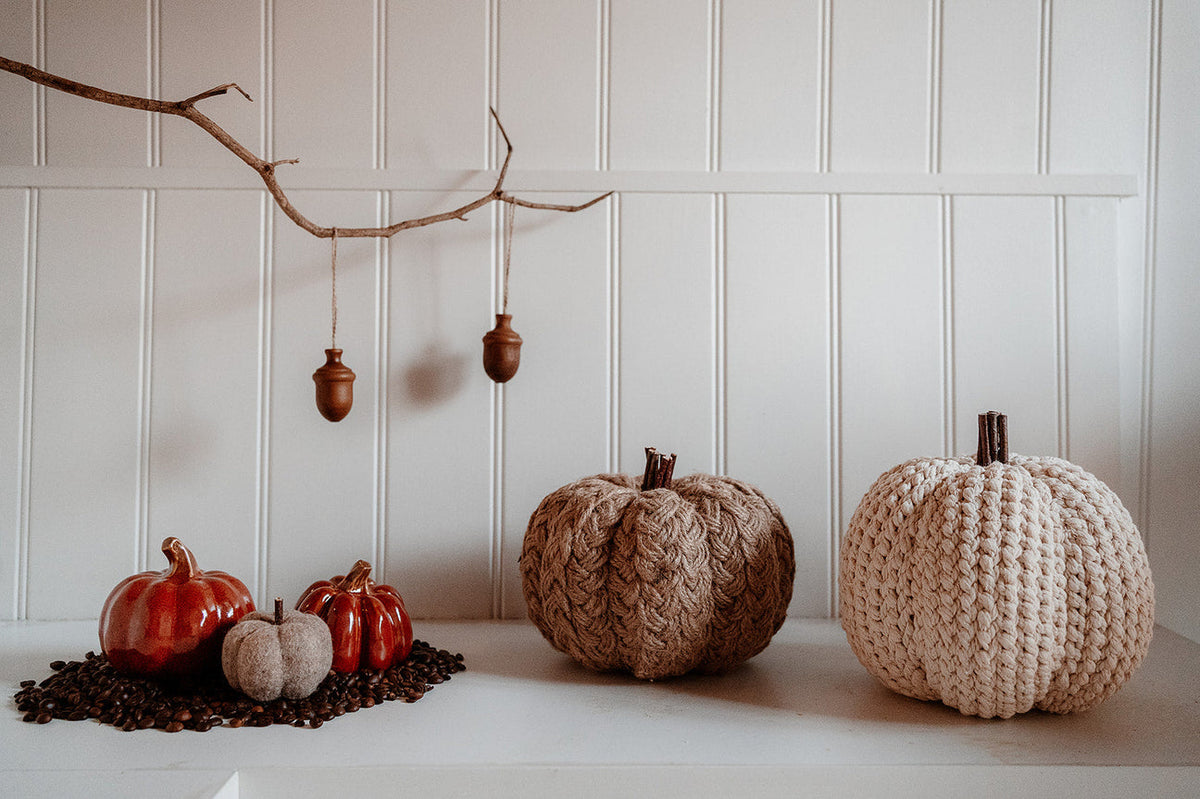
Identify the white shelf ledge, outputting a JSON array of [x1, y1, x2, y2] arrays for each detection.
[[1, 619, 1196, 798], [0, 167, 1138, 197]]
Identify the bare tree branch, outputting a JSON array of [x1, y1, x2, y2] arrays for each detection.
[[0, 55, 611, 238]]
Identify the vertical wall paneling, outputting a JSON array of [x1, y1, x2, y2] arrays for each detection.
[[0, 189, 28, 618], [838, 195, 942, 529], [0, 2, 1182, 625], [939, 0, 1041, 173], [0, 0, 34, 165], [372, 192, 389, 573], [825, 193, 840, 612], [385, 192, 493, 619], [817, 0, 832, 171], [490, 202, 503, 618], [267, 192, 378, 606], [926, 0, 942, 174], [618, 194, 715, 473], [1037, 0, 1053, 174], [597, 0, 612, 170], [149, 190, 263, 591], [1051, 0, 1151, 513], [42, 0, 147, 166], [136, 191, 155, 571], [159, 0, 264, 167], [951, 196, 1059, 456], [501, 194, 611, 619], [725, 194, 830, 616], [387, 1, 487, 168], [939, 195, 955, 455], [373, 1, 387, 169], [27, 190, 145, 618], [1055, 196, 1069, 457], [261, 0, 275, 164], [273, 0, 374, 169], [607, 193, 621, 469], [147, 0, 161, 165], [720, 0, 819, 171], [712, 194, 726, 473], [608, 0, 709, 169], [707, 0, 722, 172], [487, 0, 500, 167], [254, 192, 274, 607], [1062, 197, 1121, 489], [497, 0, 597, 170], [1148, 0, 1200, 642], [828, 0, 930, 172], [1138, 0, 1163, 541]]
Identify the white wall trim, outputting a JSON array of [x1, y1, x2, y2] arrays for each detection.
[[0, 168, 1139, 197]]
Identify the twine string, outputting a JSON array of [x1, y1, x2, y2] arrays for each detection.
[[502, 199, 516, 314], [330, 228, 338, 348]]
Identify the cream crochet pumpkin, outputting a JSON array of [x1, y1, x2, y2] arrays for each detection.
[[839, 412, 1154, 718]]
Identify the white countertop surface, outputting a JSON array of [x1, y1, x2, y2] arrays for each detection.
[[1, 619, 1198, 798]]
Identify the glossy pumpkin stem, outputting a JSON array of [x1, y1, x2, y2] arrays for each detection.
[[341, 560, 373, 593], [641, 447, 677, 491], [160, 537, 199, 582], [274, 597, 284, 625], [976, 411, 1009, 466]]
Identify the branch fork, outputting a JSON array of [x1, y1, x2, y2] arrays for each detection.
[[0, 56, 612, 239]]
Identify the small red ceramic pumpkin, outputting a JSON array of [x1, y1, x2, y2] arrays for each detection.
[[99, 537, 255, 678], [295, 559, 413, 673]]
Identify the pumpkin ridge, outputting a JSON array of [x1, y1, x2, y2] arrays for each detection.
[[840, 414, 1153, 718], [522, 462, 793, 680]]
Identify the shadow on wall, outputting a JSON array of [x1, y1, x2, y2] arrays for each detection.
[[396, 341, 471, 408]]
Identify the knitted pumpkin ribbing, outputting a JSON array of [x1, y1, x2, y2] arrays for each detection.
[[521, 457, 795, 680], [839, 414, 1154, 718]]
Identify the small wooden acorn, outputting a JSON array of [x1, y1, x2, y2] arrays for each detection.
[[222, 598, 333, 702], [482, 314, 522, 383], [313, 348, 355, 421]]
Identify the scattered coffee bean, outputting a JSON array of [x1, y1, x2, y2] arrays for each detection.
[[13, 640, 464, 732]]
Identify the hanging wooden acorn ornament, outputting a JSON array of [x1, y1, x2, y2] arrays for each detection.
[[482, 200, 523, 383], [313, 229, 355, 421]]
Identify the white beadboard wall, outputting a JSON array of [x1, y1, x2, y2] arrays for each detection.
[[0, 1, 1195, 639]]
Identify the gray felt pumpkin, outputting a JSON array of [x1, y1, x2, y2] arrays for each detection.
[[222, 598, 333, 702]]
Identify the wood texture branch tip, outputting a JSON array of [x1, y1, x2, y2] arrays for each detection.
[[0, 56, 610, 239]]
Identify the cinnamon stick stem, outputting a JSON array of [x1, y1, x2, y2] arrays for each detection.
[[986, 411, 1000, 465], [640, 447, 676, 490], [975, 411, 1009, 466], [660, 454, 676, 489], [997, 414, 1009, 463], [274, 597, 283, 625], [977, 415, 990, 465]]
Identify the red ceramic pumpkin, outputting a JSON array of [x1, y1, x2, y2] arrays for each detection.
[[295, 559, 413, 673], [99, 537, 255, 678]]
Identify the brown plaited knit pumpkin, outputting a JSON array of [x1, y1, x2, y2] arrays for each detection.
[[520, 448, 795, 680], [839, 412, 1155, 718]]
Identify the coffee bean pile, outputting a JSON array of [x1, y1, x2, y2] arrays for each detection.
[[14, 640, 465, 731]]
